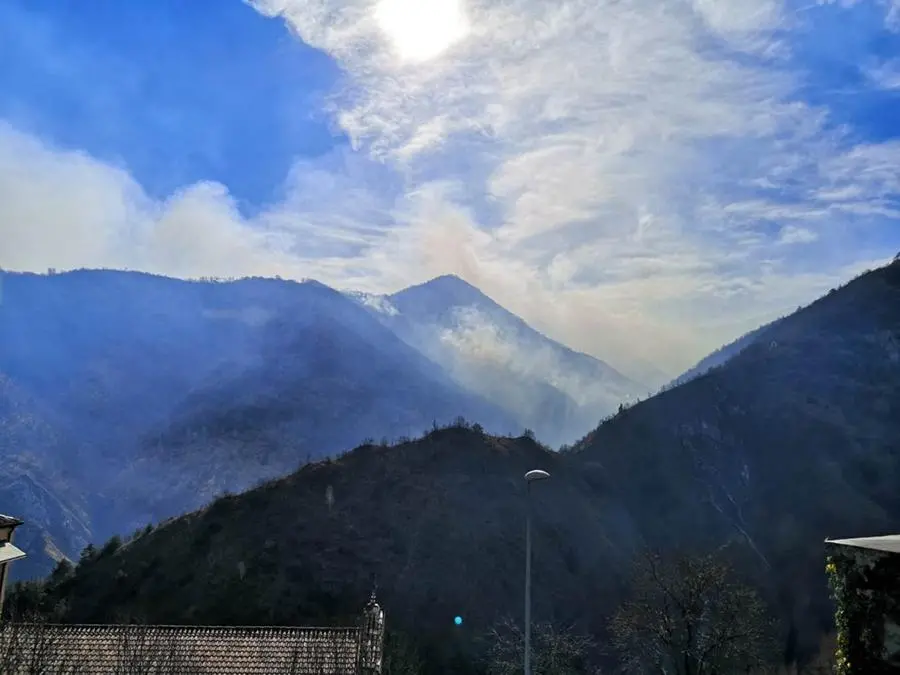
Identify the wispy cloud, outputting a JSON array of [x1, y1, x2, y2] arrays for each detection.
[[247, 0, 900, 369], [865, 58, 900, 90], [2, 0, 899, 376]]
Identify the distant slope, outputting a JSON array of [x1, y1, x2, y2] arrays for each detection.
[[349, 275, 645, 446], [670, 265, 897, 388], [0, 270, 518, 578], [28, 260, 900, 671], [0, 373, 91, 579], [668, 318, 782, 388], [122, 280, 520, 523]]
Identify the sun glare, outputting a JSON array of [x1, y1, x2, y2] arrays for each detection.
[[374, 0, 469, 63]]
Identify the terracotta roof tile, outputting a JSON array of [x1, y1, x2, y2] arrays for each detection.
[[0, 623, 375, 674]]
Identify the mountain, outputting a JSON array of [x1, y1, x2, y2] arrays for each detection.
[[0, 270, 519, 579], [668, 318, 783, 388], [0, 372, 93, 575], [20, 260, 900, 671], [670, 262, 900, 390], [571, 259, 900, 657], [349, 275, 645, 446], [118, 279, 520, 525]]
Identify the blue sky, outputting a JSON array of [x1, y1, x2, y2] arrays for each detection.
[[1, 0, 899, 376], [0, 0, 342, 207]]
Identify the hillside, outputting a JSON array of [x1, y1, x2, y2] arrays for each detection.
[[13, 426, 630, 671], [0, 270, 519, 578], [668, 318, 781, 388], [350, 274, 645, 446], [571, 259, 900, 656], [17, 260, 900, 671]]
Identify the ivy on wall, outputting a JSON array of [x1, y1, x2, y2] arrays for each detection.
[[825, 555, 851, 675], [825, 543, 900, 675]]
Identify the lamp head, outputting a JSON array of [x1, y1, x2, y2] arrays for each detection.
[[524, 469, 550, 483]]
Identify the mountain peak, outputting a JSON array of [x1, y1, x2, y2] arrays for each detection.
[[389, 274, 499, 312], [405, 273, 482, 295], [425, 273, 477, 289]]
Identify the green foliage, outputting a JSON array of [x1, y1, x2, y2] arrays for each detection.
[[48, 558, 74, 584], [3, 580, 46, 620], [77, 544, 97, 567], [382, 629, 425, 675], [825, 556, 850, 675], [99, 535, 123, 557]]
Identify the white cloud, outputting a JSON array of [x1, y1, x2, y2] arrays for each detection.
[[778, 225, 819, 245], [865, 58, 900, 90], [3, 0, 900, 378]]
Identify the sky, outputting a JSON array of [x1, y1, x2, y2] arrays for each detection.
[[1, 0, 899, 379]]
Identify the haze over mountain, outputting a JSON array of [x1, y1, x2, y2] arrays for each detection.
[[0, 269, 525, 579], [19, 260, 899, 672], [0, 267, 646, 580], [348, 274, 645, 446]]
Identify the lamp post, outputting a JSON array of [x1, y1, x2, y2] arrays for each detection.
[[524, 469, 549, 675]]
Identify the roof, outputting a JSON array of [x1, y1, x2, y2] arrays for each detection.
[[0, 514, 23, 528], [826, 535, 900, 554], [0, 541, 26, 564], [0, 623, 368, 674]]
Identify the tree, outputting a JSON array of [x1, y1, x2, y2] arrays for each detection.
[[100, 535, 123, 557], [77, 544, 97, 569], [48, 559, 74, 585], [610, 552, 777, 675], [0, 608, 86, 674], [112, 621, 202, 674], [485, 616, 600, 675], [381, 629, 424, 675]]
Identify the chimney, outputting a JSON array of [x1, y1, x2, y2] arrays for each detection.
[[0, 514, 26, 620]]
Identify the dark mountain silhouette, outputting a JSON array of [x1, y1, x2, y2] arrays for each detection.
[[349, 274, 644, 446], [17, 260, 900, 672]]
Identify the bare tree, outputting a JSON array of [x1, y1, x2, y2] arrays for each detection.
[[0, 611, 86, 675], [485, 615, 600, 675], [113, 623, 202, 675], [610, 552, 777, 675]]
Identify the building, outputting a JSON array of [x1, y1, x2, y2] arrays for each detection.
[[0, 514, 26, 619], [0, 592, 385, 674], [825, 535, 900, 675]]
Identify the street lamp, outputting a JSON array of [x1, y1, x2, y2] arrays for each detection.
[[524, 469, 550, 675]]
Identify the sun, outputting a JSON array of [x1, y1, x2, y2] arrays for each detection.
[[374, 0, 469, 63]]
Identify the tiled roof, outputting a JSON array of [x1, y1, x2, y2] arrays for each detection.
[[0, 623, 371, 674]]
